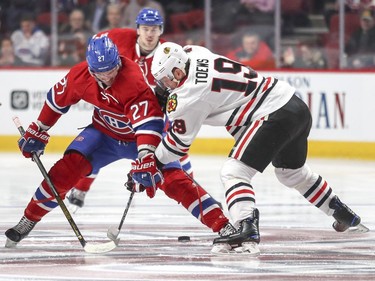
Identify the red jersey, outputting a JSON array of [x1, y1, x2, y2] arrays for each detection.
[[99, 28, 164, 86], [38, 56, 164, 148]]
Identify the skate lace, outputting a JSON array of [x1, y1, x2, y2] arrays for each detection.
[[14, 216, 36, 234], [219, 223, 237, 237]]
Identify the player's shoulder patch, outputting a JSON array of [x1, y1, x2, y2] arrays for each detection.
[[166, 93, 178, 114]]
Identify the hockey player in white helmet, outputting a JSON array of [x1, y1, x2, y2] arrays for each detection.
[[129, 42, 367, 254]]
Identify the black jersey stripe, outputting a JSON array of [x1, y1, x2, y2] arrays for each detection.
[[243, 78, 278, 125], [225, 77, 265, 127], [226, 107, 241, 126], [170, 129, 190, 148], [162, 138, 186, 157]]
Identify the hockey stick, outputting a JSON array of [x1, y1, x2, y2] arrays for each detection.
[[107, 190, 135, 241], [13, 117, 117, 254]]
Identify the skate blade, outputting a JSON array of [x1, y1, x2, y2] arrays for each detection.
[[211, 243, 232, 254], [5, 238, 18, 248], [346, 223, 370, 233], [67, 203, 80, 214], [237, 242, 260, 255], [211, 242, 260, 256]]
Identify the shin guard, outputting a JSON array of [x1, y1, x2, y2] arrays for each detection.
[[74, 176, 97, 192], [24, 152, 92, 221], [161, 168, 228, 232]]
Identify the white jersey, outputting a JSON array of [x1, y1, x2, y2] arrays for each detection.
[[155, 45, 295, 164]]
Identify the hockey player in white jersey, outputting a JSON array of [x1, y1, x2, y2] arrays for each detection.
[[129, 42, 365, 254]]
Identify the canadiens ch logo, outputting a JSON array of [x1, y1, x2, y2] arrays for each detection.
[[166, 93, 178, 113], [96, 108, 133, 135]]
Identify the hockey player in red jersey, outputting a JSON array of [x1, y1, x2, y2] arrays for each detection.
[[5, 36, 232, 248], [130, 42, 366, 254], [5, 35, 162, 246], [68, 7, 193, 210]]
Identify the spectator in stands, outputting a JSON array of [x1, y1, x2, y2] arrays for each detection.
[[58, 8, 93, 66], [100, 3, 124, 31], [121, 0, 165, 28], [236, 0, 276, 49], [3, 0, 37, 34], [10, 12, 49, 66], [225, 31, 276, 69], [346, 9, 375, 69], [323, 0, 375, 27], [58, 31, 87, 66], [59, 8, 92, 38], [83, 0, 109, 33], [0, 37, 23, 66], [282, 42, 327, 69]]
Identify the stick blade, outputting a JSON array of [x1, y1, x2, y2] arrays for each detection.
[[83, 240, 118, 254], [107, 225, 120, 241]]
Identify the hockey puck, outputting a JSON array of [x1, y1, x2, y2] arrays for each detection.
[[178, 236, 190, 242]]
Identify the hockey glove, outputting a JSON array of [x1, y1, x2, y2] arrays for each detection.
[[18, 122, 50, 158], [125, 172, 147, 193], [130, 153, 163, 198]]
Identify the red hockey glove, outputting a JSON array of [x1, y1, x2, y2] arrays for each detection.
[[130, 153, 163, 198], [18, 122, 50, 158]]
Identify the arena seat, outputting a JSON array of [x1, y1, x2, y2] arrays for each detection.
[[169, 9, 205, 33]]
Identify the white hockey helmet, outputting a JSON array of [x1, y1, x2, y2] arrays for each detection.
[[151, 42, 189, 81]]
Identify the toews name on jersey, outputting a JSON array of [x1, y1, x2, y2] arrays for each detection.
[[195, 58, 209, 84]]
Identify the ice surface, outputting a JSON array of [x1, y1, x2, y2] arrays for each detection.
[[0, 153, 374, 280]]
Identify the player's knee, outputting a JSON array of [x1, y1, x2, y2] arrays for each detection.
[[274, 164, 316, 190], [48, 152, 92, 194], [220, 158, 257, 187], [161, 168, 186, 200]]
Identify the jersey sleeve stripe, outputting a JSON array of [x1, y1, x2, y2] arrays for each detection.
[[132, 116, 164, 129], [242, 78, 277, 125], [46, 89, 71, 114], [135, 129, 162, 140], [170, 130, 190, 148], [161, 138, 186, 157]]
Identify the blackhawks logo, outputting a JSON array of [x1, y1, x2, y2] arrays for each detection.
[[166, 93, 178, 113]]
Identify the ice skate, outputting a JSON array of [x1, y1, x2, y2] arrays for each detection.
[[5, 216, 37, 248], [67, 188, 86, 213], [329, 196, 368, 233], [211, 209, 260, 255], [211, 222, 237, 254]]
